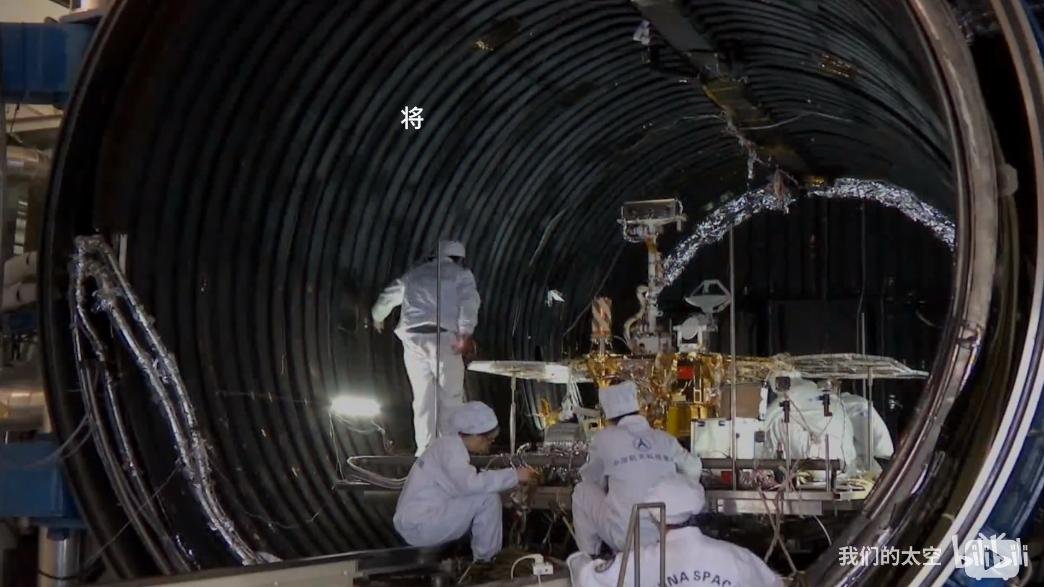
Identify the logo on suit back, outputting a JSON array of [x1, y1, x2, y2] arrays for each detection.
[[634, 437, 652, 451]]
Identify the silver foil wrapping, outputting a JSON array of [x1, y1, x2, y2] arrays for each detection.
[[663, 186, 793, 286], [71, 236, 261, 565], [662, 178, 954, 289], [807, 178, 955, 250], [70, 256, 192, 571]]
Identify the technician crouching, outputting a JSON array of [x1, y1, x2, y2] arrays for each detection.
[[568, 475, 783, 587], [572, 381, 703, 556], [393, 402, 537, 562]]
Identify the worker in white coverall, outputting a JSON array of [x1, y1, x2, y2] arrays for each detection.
[[572, 381, 704, 557], [761, 371, 858, 478], [371, 240, 481, 455], [838, 391, 894, 476], [568, 475, 783, 587], [394, 402, 537, 561]]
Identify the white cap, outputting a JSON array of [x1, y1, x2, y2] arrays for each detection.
[[436, 240, 466, 259], [450, 401, 499, 435], [644, 475, 706, 524], [599, 381, 640, 420]]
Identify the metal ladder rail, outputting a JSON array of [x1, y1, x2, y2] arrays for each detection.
[[616, 501, 667, 587]]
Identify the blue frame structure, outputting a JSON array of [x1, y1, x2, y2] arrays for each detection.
[[0, 439, 82, 527], [0, 22, 94, 105], [0, 17, 95, 531]]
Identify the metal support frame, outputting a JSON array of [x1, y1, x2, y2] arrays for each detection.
[[336, 453, 840, 473], [39, 528, 82, 587], [107, 546, 444, 587], [510, 375, 517, 453], [728, 226, 737, 490], [616, 502, 666, 587], [630, 0, 812, 175], [435, 241, 441, 444]]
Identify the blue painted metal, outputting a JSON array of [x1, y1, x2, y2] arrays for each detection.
[[2, 308, 38, 335], [0, 22, 94, 106], [0, 439, 83, 527]]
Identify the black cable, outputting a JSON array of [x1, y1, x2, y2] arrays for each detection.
[[7, 103, 21, 136], [562, 245, 625, 340]]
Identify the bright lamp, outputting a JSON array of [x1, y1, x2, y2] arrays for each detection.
[[330, 395, 381, 419]]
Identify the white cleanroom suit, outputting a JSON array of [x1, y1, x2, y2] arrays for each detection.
[[761, 372, 858, 477], [568, 476, 783, 587], [393, 403, 516, 561], [572, 382, 703, 556], [371, 240, 481, 455], [838, 392, 894, 475]]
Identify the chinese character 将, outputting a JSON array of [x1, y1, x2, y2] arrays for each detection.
[[401, 106, 424, 130]]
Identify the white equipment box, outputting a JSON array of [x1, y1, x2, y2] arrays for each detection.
[[691, 417, 765, 461]]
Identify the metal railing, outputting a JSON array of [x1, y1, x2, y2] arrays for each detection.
[[615, 501, 666, 587]]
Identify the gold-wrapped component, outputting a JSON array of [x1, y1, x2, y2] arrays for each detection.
[[666, 403, 692, 437], [537, 398, 559, 428], [591, 297, 613, 353], [620, 353, 677, 430], [582, 353, 623, 388], [569, 349, 793, 436], [689, 403, 714, 420], [721, 355, 793, 383]]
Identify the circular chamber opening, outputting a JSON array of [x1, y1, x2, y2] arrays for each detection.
[[40, 0, 1044, 584]]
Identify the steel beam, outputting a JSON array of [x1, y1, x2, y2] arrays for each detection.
[[343, 453, 840, 471], [631, 0, 812, 175]]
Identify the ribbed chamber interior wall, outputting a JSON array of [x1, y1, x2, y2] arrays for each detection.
[[42, 0, 955, 573]]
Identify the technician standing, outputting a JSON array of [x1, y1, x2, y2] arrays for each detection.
[[761, 371, 859, 477], [372, 240, 481, 455], [572, 381, 703, 557], [838, 391, 894, 476]]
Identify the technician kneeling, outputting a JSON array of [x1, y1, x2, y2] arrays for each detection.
[[568, 475, 783, 587], [573, 381, 703, 556], [394, 401, 537, 562]]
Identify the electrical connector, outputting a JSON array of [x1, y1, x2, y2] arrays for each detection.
[[531, 555, 554, 576], [512, 554, 553, 580]]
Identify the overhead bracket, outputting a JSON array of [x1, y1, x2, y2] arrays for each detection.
[[630, 0, 813, 176]]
